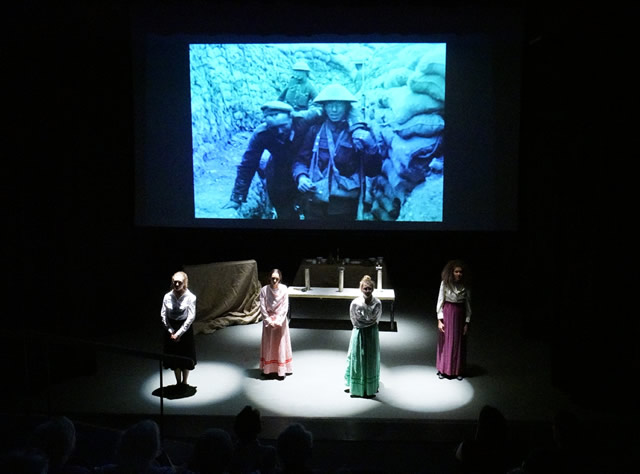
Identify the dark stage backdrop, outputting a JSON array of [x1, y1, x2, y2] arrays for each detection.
[[8, 2, 537, 362]]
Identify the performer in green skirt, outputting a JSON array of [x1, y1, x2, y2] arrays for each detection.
[[345, 275, 382, 398]]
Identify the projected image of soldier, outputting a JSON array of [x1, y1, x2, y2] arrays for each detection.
[[278, 61, 321, 120], [223, 101, 321, 219], [293, 84, 382, 220]]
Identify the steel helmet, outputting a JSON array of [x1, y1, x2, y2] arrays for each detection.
[[292, 61, 311, 72], [313, 84, 357, 103]]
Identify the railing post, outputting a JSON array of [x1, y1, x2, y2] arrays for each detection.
[[45, 341, 52, 416], [22, 335, 31, 416], [159, 359, 164, 438]]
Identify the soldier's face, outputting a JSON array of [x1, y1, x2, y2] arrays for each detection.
[[292, 70, 307, 82], [325, 101, 348, 123]]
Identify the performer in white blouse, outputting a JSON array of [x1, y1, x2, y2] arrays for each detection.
[[259, 269, 293, 379], [345, 275, 382, 397], [161, 271, 197, 389], [436, 260, 472, 380]]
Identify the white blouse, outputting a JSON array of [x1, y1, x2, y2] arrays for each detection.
[[350, 295, 382, 328], [161, 289, 197, 337], [436, 281, 472, 323], [259, 284, 289, 327]]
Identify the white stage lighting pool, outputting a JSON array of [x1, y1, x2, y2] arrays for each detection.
[[379, 365, 474, 412], [244, 350, 381, 417], [379, 317, 437, 352], [140, 361, 245, 407]]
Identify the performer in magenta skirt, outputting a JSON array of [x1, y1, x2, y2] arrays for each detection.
[[259, 269, 293, 379], [436, 260, 471, 380]]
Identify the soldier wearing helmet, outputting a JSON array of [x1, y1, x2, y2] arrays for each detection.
[[278, 61, 320, 118], [292, 84, 382, 220], [223, 100, 322, 219]]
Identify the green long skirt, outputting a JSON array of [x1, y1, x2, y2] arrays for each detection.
[[345, 324, 380, 397]]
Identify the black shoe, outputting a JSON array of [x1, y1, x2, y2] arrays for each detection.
[[437, 372, 444, 379]]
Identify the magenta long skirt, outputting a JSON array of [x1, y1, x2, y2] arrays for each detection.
[[436, 302, 467, 377]]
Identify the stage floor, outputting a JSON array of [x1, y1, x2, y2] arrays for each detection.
[[26, 289, 580, 439], [15, 288, 637, 473]]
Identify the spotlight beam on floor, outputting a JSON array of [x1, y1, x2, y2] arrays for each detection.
[[140, 362, 245, 408]]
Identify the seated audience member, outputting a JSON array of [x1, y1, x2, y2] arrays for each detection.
[[94, 419, 174, 473], [32, 415, 91, 473], [186, 428, 234, 474], [228, 406, 277, 474], [456, 405, 510, 474], [551, 409, 597, 472], [508, 409, 601, 474], [275, 423, 314, 474], [509, 447, 563, 474], [0, 447, 48, 474]]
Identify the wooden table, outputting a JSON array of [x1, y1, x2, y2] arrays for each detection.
[[288, 286, 396, 330]]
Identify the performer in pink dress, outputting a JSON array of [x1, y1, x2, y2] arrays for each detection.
[[259, 269, 293, 379]]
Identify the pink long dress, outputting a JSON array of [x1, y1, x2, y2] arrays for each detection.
[[259, 284, 293, 376]]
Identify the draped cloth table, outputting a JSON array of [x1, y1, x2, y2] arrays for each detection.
[[184, 260, 261, 334]]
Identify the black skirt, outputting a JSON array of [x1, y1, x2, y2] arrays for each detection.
[[163, 318, 196, 370]]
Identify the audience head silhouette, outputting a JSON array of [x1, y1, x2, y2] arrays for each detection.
[[189, 428, 234, 474], [0, 448, 48, 474], [277, 423, 313, 473], [234, 405, 262, 444], [476, 404, 507, 442], [552, 409, 584, 451], [32, 415, 77, 468], [456, 404, 510, 474], [116, 419, 162, 472]]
